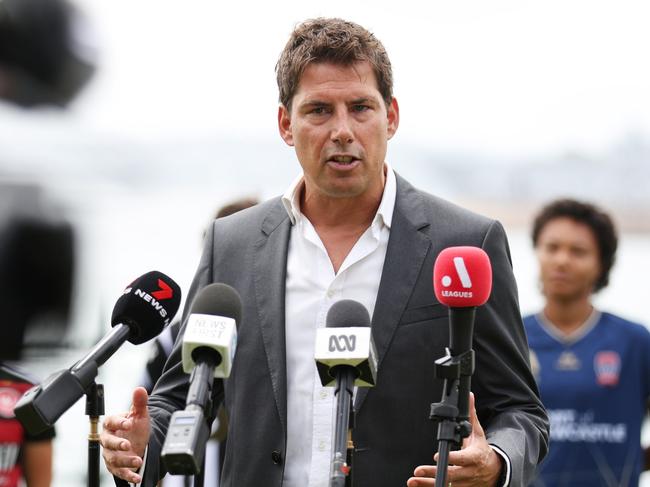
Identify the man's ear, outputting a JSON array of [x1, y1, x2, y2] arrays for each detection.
[[386, 97, 400, 140], [278, 104, 294, 146]]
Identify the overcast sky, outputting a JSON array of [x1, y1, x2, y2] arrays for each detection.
[[59, 0, 649, 159]]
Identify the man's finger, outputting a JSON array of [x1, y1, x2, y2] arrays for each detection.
[[406, 477, 435, 487], [129, 387, 149, 418], [102, 414, 128, 431], [102, 450, 143, 469], [100, 433, 131, 452], [447, 447, 480, 467], [413, 465, 437, 477], [113, 467, 142, 484]]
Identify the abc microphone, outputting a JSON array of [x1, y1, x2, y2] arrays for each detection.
[[314, 299, 377, 487], [161, 283, 241, 476], [431, 246, 492, 487], [15, 271, 181, 435]]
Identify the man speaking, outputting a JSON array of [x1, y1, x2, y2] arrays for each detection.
[[100, 17, 548, 487]]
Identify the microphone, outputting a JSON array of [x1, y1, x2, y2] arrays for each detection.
[[314, 299, 375, 487], [433, 246, 491, 421], [161, 283, 242, 475], [431, 246, 492, 487], [14, 271, 181, 435], [315, 300, 377, 388]]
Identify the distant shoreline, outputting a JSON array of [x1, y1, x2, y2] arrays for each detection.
[[458, 198, 650, 233]]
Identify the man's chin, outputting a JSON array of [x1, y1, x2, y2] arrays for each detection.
[[322, 185, 366, 199]]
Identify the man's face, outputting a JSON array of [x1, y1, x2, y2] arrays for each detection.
[[278, 61, 399, 202], [536, 217, 602, 302]]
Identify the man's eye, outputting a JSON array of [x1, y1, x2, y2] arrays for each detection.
[[352, 104, 370, 112], [310, 106, 328, 114]]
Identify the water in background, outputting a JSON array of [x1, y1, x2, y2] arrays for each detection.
[[16, 187, 650, 487]]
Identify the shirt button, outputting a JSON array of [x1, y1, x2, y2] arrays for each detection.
[[318, 440, 326, 451], [320, 389, 328, 399], [271, 450, 282, 464]]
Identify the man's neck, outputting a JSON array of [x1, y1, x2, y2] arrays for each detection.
[[300, 185, 384, 275], [300, 184, 383, 230]]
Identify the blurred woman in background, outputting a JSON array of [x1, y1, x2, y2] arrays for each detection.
[[524, 198, 650, 486]]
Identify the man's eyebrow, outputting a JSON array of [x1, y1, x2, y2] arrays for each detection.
[[300, 99, 330, 107], [349, 97, 374, 104]]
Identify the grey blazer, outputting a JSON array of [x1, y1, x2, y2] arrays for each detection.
[[142, 174, 549, 487]]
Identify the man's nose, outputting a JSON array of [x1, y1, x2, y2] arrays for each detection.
[[330, 112, 354, 145]]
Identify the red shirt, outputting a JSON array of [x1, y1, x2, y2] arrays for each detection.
[[0, 364, 55, 487]]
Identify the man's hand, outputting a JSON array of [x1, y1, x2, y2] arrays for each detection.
[[100, 387, 151, 483], [407, 393, 504, 486]]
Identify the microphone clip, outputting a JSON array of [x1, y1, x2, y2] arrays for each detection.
[[430, 347, 475, 437], [429, 347, 476, 487], [433, 347, 475, 382]]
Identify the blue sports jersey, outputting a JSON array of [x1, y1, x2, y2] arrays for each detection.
[[524, 311, 650, 487]]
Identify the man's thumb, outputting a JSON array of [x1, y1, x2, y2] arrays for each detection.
[[468, 392, 485, 438], [130, 387, 149, 418]]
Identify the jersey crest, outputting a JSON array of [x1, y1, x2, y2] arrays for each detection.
[[594, 350, 621, 386]]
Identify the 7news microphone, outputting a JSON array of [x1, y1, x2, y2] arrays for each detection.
[[430, 246, 492, 487], [161, 283, 242, 476], [314, 299, 378, 487], [14, 271, 181, 435]]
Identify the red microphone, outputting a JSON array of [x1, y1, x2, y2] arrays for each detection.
[[430, 247, 493, 487], [433, 246, 492, 309]]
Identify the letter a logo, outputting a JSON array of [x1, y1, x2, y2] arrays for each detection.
[[440, 257, 473, 289]]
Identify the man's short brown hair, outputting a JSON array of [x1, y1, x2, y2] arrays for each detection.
[[275, 17, 393, 110]]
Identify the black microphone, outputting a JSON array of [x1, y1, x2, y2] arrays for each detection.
[[14, 271, 181, 435], [161, 283, 242, 475], [315, 299, 375, 487]]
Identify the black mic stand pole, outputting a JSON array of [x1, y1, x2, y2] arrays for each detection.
[[430, 308, 476, 487], [86, 381, 105, 487], [345, 410, 354, 487], [330, 367, 356, 487], [193, 453, 205, 487]]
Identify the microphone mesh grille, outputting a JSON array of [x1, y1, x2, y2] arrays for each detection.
[[326, 299, 370, 328], [190, 283, 242, 326]]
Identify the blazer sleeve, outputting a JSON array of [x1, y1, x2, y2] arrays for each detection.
[[472, 220, 549, 486], [137, 221, 224, 485]]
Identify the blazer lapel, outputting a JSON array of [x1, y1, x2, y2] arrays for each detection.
[[355, 175, 432, 412], [253, 200, 291, 435]]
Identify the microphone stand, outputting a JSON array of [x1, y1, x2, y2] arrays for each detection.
[[330, 367, 355, 487], [345, 414, 354, 487], [194, 455, 205, 487], [430, 308, 476, 487], [86, 381, 105, 487]]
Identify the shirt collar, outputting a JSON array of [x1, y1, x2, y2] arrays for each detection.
[[281, 162, 396, 229]]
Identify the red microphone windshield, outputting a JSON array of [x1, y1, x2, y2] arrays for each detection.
[[433, 246, 492, 307]]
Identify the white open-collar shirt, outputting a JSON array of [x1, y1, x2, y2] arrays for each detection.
[[280, 164, 396, 487]]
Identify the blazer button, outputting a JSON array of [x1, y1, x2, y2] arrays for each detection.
[[271, 450, 282, 464]]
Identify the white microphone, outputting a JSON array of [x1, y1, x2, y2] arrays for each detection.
[[314, 300, 377, 388], [182, 311, 237, 379], [316, 299, 376, 487], [162, 283, 241, 476]]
